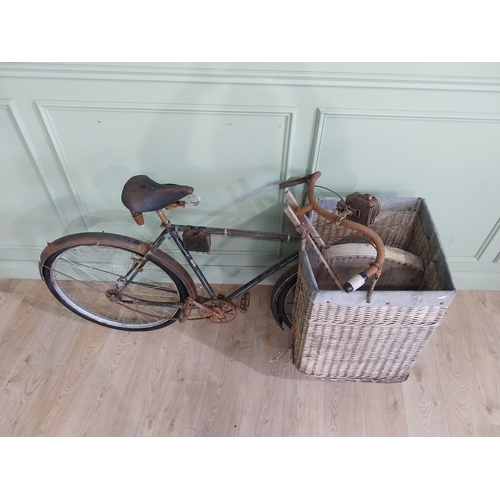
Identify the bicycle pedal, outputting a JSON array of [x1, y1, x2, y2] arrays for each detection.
[[240, 292, 251, 311]]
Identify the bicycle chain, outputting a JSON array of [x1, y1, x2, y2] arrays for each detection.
[[107, 291, 240, 323], [43, 262, 241, 324]]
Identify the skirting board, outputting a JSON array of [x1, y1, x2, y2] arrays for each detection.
[[1, 260, 499, 290]]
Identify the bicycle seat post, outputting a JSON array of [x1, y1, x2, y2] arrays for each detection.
[[156, 209, 170, 228]]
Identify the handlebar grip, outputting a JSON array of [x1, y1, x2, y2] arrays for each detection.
[[279, 174, 314, 190], [343, 272, 369, 293]]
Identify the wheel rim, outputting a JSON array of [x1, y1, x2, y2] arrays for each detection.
[[48, 245, 183, 329]]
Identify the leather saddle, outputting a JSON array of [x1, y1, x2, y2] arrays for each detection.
[[121, 175, 194, 213]]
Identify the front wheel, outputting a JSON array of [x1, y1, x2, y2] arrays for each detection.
[[270, 265, 298, 330], [41, 234, 191, 331]]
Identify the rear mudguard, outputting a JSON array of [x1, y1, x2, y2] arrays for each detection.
[[39, 232, 198, 299]]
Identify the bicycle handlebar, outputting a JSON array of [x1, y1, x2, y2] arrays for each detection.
[[295, 171, 385, 292]]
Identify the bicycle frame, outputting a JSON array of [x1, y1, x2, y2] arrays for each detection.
[[117, 169, 385, 311], [39, 170, 387, 331], [118, 220, 300, 309]]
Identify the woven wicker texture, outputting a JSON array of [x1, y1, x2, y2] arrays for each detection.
[[312, 209, 439, 292], [292, 204, 451, 382], [312, 209, 419, 250], [292, 266, 446, 382]]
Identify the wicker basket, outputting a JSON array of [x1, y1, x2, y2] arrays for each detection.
[[291, 197, 456, 383]]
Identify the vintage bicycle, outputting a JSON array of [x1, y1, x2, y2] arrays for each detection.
[[39, 172, 385, 331]]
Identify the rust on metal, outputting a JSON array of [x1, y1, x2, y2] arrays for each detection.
[[164, 201, 186, 210], [240, 292, 251, 311], [155, 210, 170, 227], [340, 192, 380, 227], [304, 171, 385, 280], [131, 211, 144, 226], [279, 174, 314, 190], [38, 232, 198, 299]]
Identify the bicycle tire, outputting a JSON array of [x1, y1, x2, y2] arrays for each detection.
[[41, 233, 193, 331], [270, 265, 298, 330]]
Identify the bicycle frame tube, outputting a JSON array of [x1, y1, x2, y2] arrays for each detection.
[[167, 228, 218, 299], [164, 224, 299, 302], [225, 251, 298, 302], [172, 225, 301, 242], [120, 223, 299, 307], [120, 228, 171, 288]]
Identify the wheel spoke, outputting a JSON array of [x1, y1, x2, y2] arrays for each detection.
[[45, 243, 186, 330], [58, 257, 123, 278]]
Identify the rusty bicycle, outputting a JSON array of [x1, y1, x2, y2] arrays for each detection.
[[39, 172, 384, 331]]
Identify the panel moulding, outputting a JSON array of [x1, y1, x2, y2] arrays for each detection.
[[0, 245, 45, 266], [448, 257, 478, 264], [309, 108, 500, 174], [3, 63, 500, 92], [309, 107, 500, 264], [0, 99, 71, 229], [474, 217, 500, 261], [35, 100, 297, 255]]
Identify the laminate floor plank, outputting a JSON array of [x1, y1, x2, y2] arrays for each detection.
[[0, 280, 53, 389], [110, 286, 248, 437], [402, 338, 451, 437], [304, 376, 327, 436], [281, 365, 309, 437], [362, 382, 409, 436], [107, 319, 219, 437], [196, 321, 252, 436], [281, 355, 327, 437], [432, 292, 495, 437], [465, 291, 500, 435], [61, 326, 151, 437], [324, 381, 366, 436], [238, 289, 290, 437], [24, 320, 111, 436], [2, 280, 500, 437], [195, 286, 255, 437], [0, 303, 84, 436], [153, 320, 219, 437], [100, 328, 182, 437], [0, 280, 44, 342]]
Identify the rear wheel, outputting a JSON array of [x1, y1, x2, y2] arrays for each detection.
[[42, 238, 189, 331], [270, 265, 298, 329]]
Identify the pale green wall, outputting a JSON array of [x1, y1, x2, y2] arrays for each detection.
[[1, 62, 499, 289]]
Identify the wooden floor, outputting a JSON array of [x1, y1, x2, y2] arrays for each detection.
[[1, 279, 499, 437]]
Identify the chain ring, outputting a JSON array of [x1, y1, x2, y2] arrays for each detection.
[[197, 299, 239, 323]]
